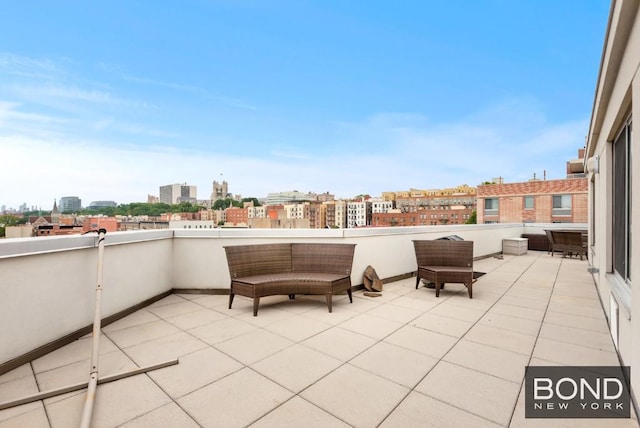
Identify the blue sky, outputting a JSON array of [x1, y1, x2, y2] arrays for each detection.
[[0, 1, 610, 209]]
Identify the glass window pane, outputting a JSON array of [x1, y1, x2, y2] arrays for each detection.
[[524, 196, 534, 209], [613, 122, 629, 280]]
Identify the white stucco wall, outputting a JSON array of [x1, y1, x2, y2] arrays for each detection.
[[1, 223, 572, 368], [585, 0, 640, 408]]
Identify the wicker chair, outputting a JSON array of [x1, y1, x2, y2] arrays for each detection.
[[545, 229, 556, 255], [413, 240, 474, 298], [549, 230, 587, 260]]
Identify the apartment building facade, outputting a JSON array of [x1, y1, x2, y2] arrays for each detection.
[[307, 202, 326, 228], [59, 196, 82, 213], [333, 200, 347, 229], [347, 201, 372, 228], [225, 207, 248, 226], [477, 178, 588, 224], [159, 183, 197, 204], [374, 185, 476, 227], [371, 199, 394, 214], [284, 203, 305, 220], [247, 206, 266, 219], [477, 150, 588, 224]]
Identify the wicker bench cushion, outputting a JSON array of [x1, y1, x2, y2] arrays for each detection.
[[234, 272, 349, 286], [417, 266, 473, 273]]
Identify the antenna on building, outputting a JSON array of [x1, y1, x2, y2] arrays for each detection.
[[544, 170, 547, 181]]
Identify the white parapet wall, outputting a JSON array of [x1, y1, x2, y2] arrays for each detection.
[[171, 223, 526, 289], [0, 230, 175, 366], [0, 223, 534, 367]]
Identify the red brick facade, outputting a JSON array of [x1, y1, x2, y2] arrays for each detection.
[[477, 178, 588, 224], [225, 207, 248, 225], [372, 207, 474, 227]]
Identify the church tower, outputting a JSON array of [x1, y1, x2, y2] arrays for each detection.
[[51, 200, 60, 224]]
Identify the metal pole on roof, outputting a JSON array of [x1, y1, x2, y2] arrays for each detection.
[[0, 228, 179, 416], [79, 228, 106, 428]]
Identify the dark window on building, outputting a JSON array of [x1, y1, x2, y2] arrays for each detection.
[[524, 196, 534, 210], [484, 198, 498, 215], [552, 195, 572, 216], [590, 175, 596, 246], [613, 117, 632, 282]]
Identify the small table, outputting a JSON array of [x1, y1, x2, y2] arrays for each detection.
[[503, 238, 528, 255]]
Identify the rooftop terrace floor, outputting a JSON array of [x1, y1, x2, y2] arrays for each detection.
[[0, 251, 637, 427]]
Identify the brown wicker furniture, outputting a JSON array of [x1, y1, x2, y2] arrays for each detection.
[[548, 230, 587, 260], [413, 240, 474, 298], [521, 233, 551, 251], [545, 229, 556, 255], [224, 243, 356, 316]]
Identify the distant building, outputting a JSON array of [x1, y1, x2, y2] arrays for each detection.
[[477, 149, 588, 224], [333, 200, 347, 229], [118, 220, 169, 231], [247, 206, 266, 219], [284, 203, 306, 220], [265, 191, 314, 205], [307, 202, 326, 229], [161, 212, 197, 221], [82, 217, 118, 233], [35, 223, 83, 236], [51, 200, 60, 224], [374, 185, 476, 227], [147, 195, 160, 204], [59, 196, 82, 213], [159, 183, 197, 204], [347, 201, 372, 228], [169, 220, 216, 229], [5, 225, 34, 238], [324, 202, 337, 228], [210, 180, 229, 201], [247, 204, 308, 228], [225, 207, 248, 227], [314, 192, 335, 203], [87, 201, 117, 209], [371, 199, 394, 214]]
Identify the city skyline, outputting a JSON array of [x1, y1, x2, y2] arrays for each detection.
[[1, 1, 609, 209]]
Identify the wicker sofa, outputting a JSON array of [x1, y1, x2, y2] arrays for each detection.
[[224, 243, 356, 316]]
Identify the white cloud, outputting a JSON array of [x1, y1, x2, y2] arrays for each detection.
[[0, 53, 63, 80]]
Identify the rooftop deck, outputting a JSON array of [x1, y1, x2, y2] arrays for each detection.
[[0, 250, 636, 427]]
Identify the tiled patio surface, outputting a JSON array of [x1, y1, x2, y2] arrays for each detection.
[[1, 251, 637, 427]]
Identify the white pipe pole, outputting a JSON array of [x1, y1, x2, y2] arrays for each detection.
[[79, 229, 106, 428]]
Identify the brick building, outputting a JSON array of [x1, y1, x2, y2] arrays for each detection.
[[82, 217, 118, 233], [477, 179, 588, 224], [307, 203, 326, 229], [477, 149, 588, 224], [374, 185, 476, 227], [372, 207, 474, 227], [225, 207, 248, 226]]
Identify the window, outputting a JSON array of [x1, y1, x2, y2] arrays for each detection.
[[524, 196, 534, 210], [590, 175, 596, 246], [613, 117, 632, 282], [552, 195, 572, 216], [484, 198, 498, 215]]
